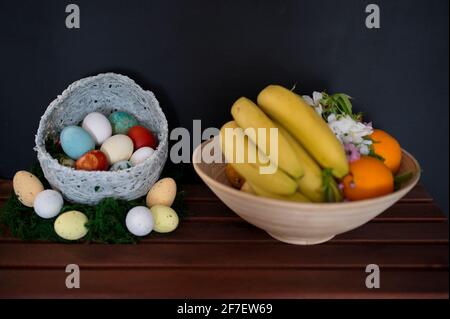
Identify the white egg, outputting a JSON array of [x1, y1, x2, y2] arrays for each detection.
[[82, 112, 112, 145], [34, 190, 64, 219], [125, 206, 154, 236], [130, 147, 155, 166]]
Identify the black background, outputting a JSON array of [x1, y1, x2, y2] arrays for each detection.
[[0, 0, 448, 213]]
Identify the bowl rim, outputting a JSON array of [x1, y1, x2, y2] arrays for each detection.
[[192, 138, 421, 209], [34, 72, 169, 177]]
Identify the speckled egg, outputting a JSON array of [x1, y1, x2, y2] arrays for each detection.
[[150, 205, 179, 233], [130, 147, 154, 166], [146, 178, 177, 208], [109, 111, 138, 135], [82, 112, 112, 145], [110, 160, 133, 171], [100, 134, 134, 164], [54, 211, 88, 240], [13, 171, 44, 207], [60, 126, 95, 160], [34, 189, 64, 219]]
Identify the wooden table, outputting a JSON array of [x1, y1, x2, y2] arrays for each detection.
[[0, 180, 448, 298]]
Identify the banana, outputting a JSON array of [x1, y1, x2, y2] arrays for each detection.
[[240, 182, 255, 194], [257, 85, 349, 178], [220, 121, 297, 195], [231, 97, 304, 179], [248, 182, 311, 203], [274, 122, 325, 202], [325, 178, 343, 203]]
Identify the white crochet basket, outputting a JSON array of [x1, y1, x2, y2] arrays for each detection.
[[35, 73, 169, 205]]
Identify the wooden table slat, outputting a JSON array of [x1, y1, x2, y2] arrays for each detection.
[[0, 269, 447, 299], [0, 221, 448, 244], [0, 179, 447, 299], [0, 243, 447, 269]]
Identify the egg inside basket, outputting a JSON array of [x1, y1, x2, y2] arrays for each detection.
[[35, 73, 168, 205]]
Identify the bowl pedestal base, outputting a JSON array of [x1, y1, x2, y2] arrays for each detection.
[[267, 232, 335, 245]]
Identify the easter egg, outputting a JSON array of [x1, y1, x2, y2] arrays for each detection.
[[82, 112, 112, 145], [34, 190, 64, 219], [58, 155, 75, 168], [109, 111, 138, 135], [110, 160, 133, 171], [13, 171, 44, 207], [109, 161, 133, 172], [130, 147, 154, 166], [76, 150, 109, 171], [60, 126, 95, 160], [54, 210, 88, 240], [125, 206, 154, 237], [127, 125, 158, 149], [146, 178, 177, 208], [100, 134, 134, 164], [151, 205, 179, 233]]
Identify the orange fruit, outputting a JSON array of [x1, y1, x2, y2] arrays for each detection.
[[342, 156, 394, 201], [370, 129, 402, 173]]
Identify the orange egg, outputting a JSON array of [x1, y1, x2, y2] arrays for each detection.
[[370, 129, 402, 173], [342, 156, 394, 201]]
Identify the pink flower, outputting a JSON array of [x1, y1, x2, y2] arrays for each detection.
[[344, 143, 361, 163]]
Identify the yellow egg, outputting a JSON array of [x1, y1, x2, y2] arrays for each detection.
[[150, 205, 179, 233], [146, 178, 177, 208], [54, 211, 88, 240], [13, 171, 44, 207]]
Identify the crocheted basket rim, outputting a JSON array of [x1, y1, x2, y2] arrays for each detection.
[[34, 72, 169, 179]]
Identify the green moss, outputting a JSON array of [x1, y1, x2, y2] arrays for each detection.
[[0, 162, 187, 244], [0, 192, 62, 242]]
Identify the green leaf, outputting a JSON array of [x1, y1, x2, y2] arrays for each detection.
[[368, 142, 385, 162], [318, 92, 361, 122], [322, 168, 343, 203], [394, 171, 414, 191], [339, 94, 353, 114]]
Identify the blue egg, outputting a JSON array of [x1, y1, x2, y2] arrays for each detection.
[[109, 111, 138, 134], [60, 126, 95, 159]]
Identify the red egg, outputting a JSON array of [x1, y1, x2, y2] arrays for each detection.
[[128, 125, 158, 149], [75, 150, 109, 171]]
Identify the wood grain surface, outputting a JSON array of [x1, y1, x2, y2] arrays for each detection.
[[0, 180, 448, 299]]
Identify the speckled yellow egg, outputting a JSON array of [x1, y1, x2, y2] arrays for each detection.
[[54, 211, 88, 240], [146, 178, 177, 208], [150, 205, 179, 233], [13, 171, 44, 207]]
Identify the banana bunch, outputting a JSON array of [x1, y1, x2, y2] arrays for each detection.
[[220, 84, 348, 203]]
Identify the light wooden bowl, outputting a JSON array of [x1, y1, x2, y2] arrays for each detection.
[[193, 137, 421, 245]]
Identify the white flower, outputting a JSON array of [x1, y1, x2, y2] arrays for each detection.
[[327, 114, 373, 154], [302, 91, 324, 115], [359, 144, 370, 155]]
